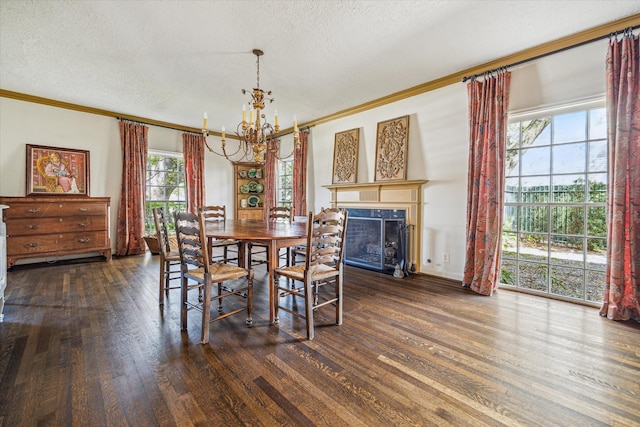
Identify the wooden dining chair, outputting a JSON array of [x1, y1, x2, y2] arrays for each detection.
[[290, 215, 309, 266], [174, 211, 254, 344], [152, 207, 182, 305], [272, 208, 348, 340], [198, 205, 240, 265], [248, 206, 292, 270]]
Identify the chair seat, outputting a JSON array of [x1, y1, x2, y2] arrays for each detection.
[[185, 264, 249, 282], [275, 263, 338, 282]]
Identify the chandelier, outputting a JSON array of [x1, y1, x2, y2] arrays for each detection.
[[202, 49, 299, 163]]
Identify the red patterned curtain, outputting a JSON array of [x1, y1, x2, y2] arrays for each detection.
[[599, 30, 640, 322], [462, 70, 511, 296], [116, 121, 148, 256], [293, 130, 308, 217], [182, 133, 205, 214], [263, 139, 279, 220]]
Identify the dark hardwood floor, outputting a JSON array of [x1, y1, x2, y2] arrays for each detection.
[[1, 253, 638, 426]]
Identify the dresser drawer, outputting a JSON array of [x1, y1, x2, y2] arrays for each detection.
[[3, 202, 107, 219], [6, 216, 108, 236], [7, 231, 109, 256]]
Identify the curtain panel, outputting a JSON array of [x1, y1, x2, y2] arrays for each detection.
[[263, 139, 278, 220], [462, 71, 511, 296], [600, 31, 640, 321], [293, 130, 308, 217], [182, 133, 205, 214], [115, 121, 148, 256]]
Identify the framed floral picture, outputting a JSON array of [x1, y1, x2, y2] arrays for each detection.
[[332, 128, 359, 184], [26, 144, 90, 196], [374, 115, 409, 181]]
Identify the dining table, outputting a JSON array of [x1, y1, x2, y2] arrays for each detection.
[[203, 219, 307, 324]]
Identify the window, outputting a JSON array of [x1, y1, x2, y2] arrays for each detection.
[[277, 158, 293, 208], [501, 103, 607, 305], [145, 151, 186, 234]]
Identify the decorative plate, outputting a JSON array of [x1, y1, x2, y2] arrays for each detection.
[[256, 183, 264, 193], [240, 184, 249, 194], [247, 195, 260, 207], [248, 168, 257, 178], [248, 181, 258, 192], [238, 169, 247, 178]]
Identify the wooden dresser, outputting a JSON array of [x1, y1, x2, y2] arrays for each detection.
[[0, 196, 112, 268]]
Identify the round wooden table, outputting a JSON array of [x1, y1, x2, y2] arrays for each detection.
[[204, 219, 307, 323]]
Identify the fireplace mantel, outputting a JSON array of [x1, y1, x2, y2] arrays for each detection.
[[323, 180, 427, 272]]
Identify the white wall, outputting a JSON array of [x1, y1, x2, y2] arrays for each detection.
[[0, 39, 607, 277]]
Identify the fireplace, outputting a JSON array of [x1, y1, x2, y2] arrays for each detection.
[[344, 208, 407, 274], [324, 179, 427, 273]]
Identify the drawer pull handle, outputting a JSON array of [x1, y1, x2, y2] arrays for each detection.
[[27, 224, 40, 230], [59, 218, 64, 223], [79, 222, 89, 227], [79, 238, 90, 244], [27, 242, 38, 248], [79, 208, 89, 212], [27, 208, 40, 214]]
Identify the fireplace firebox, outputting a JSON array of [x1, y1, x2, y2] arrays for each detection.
[[344, 208, 408, 274]]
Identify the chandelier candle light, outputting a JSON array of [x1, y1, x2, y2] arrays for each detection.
[[202, 49, 299, 163]]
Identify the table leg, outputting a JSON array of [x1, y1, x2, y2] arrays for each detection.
[[268, 241, 279, 324]]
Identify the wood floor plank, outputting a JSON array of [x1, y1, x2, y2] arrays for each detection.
[[0, 254, 638, 426]]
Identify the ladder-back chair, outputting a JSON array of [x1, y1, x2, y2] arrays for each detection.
[[152, 207, 181, 305], [198, 205, 240, 265], [174, 211, 254, 344], [273, 208, 348, 340]]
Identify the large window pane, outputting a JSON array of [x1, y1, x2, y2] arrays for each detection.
[[553, 143, 586, 174], [550, 265, 584, 299], [521, 176, 550, 202], [518, 262, 548, 292], [521, 146, 550, 175], [518, 233, 548, 262], [507, 123, 521, 150], [588, 140, 607, 172], [277, 159, 293, 207], [502, 231, 517, 257], [587, 207, 606, 237], [552, 174, 586, 203], [145, 152, 186, 234], [500, 104, 607, 305], [522, 119, 551, 147], [586, 270, 605, 302], [504, 178, 519, 203], [519, 206, 548, 232], [551, 206, 584, 235], [589, 108, 607, 140], [588, 173, 607, 203], [553, 111, 586, 143], [505, 150, 520, 177]]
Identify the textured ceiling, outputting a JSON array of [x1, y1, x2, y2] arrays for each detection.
[[1, 1, 639, 133]]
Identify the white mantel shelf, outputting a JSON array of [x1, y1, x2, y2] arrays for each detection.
[[323, 180, 427, 272]]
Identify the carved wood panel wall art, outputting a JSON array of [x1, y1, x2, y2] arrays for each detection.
[[332, 128, 359, 184], [375, 115, 409, 181]]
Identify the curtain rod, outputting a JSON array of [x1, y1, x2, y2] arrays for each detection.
[[461, 25, 639, 82]]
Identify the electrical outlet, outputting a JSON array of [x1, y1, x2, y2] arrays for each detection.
[[443, 253, 450, 263]]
